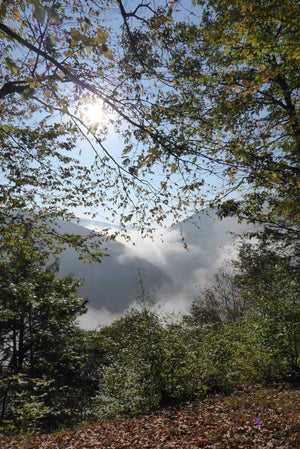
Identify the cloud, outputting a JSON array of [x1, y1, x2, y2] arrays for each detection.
[[125, 213, 242, 280], [58, 211, 251, 329], [78, 306, 123, 330], [118, 228, 188, 268], [112, 212, 251, 323]]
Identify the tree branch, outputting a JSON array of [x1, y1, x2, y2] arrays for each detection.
[[0, 81, 29, 99], [117, 1, 154, 24]]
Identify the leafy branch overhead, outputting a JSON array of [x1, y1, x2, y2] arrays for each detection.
[[122, 0, 299, 234], [0, 0, 299, 247]]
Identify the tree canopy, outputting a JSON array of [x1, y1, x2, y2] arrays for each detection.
[[119, 0, 300, 237], [0, 0, 299, 249]]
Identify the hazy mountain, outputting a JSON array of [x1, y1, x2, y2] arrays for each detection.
[[55, 220, 172, 313], [53, 210, 252, 328]]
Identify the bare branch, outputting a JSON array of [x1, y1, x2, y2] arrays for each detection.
[[117, 1, 154, 24]]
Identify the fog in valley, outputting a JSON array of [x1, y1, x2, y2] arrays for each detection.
[[56, 211, 251, 329]]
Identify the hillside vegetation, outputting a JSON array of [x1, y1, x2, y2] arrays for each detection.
[[1, 237, 299, 435]]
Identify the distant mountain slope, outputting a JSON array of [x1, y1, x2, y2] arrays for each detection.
[[55, 220, 172, 313], [54, 211, 252, 327]]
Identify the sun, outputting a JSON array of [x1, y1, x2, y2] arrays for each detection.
[[83, 101, 106, 125]]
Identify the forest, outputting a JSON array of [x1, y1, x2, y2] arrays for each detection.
[[0, 0, 299, 440]]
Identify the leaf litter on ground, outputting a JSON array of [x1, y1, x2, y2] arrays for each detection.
[[1, 384, 299, 449]]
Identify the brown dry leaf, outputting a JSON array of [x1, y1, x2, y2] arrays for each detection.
[[0, 385, 299, 449]]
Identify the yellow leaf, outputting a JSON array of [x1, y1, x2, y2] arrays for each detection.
[[2, 124, 10, 132], [103, 48, 114, 60], [144, 126, 151, 138], [95, 27, 108, 44], [12, 7, 20, 21], [0, 3, 7, 18], [70, 28, 82, 41], [124, 214, 133, 223], [170, 163, 177, 173], [52, 81, 58, 92], [29, 79, 37, 88]]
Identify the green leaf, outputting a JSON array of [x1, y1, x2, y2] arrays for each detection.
[[5, 57, 19, 74]]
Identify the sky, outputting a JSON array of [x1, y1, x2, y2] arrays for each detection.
[[56, 0, 248, 329]]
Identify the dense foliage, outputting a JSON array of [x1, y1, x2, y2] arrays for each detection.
[[119, 0, 300, 237], [0, 222, 96, 432]]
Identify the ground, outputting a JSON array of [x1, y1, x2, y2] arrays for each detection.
[[1, 384, 299, 448]]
